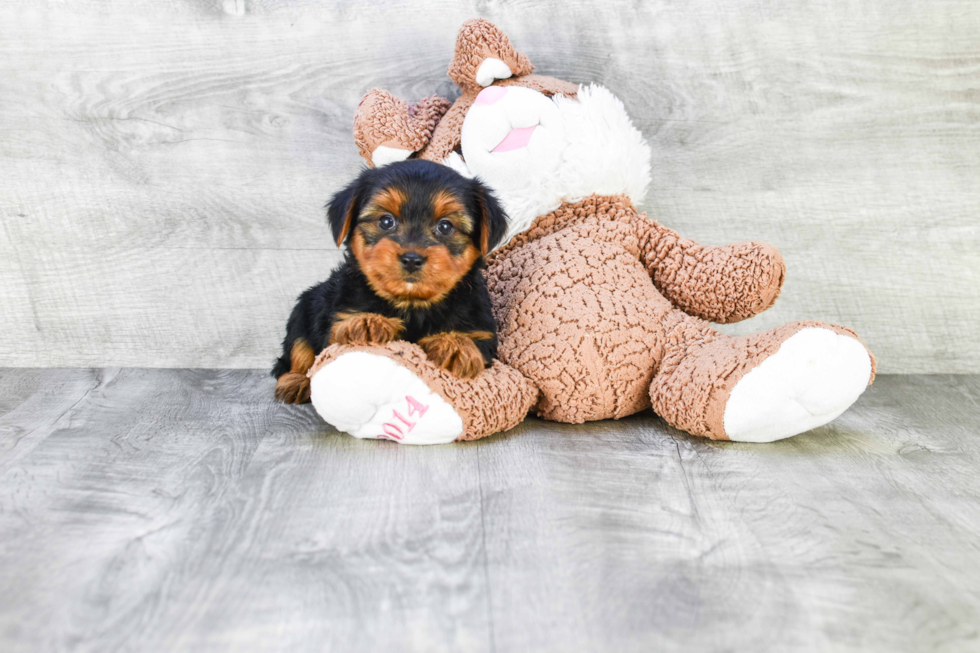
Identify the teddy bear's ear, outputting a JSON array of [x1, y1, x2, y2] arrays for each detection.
[[448, 19, 534, 92], [353, 89, 452, 167]]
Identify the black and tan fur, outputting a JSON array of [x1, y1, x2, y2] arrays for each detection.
[[272, 159, 508, 404]]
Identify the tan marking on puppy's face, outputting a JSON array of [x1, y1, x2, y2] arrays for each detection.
[[432, 189, 467, 221], [351, 186, 481, 310], [370, 187, 408, 218], [412, 241, 480, 306]]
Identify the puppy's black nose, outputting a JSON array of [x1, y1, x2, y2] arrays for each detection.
[[399, 252, 426, 272]]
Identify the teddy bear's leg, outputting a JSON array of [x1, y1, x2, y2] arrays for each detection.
[[649, 316, 876, 442], [635, 217, 786, 324], [305, 341, 538, 445]]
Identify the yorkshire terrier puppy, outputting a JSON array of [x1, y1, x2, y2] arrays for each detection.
[[272, 159, 508, 404]]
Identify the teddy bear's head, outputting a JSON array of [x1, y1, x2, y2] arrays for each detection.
[[354, 19, 652, 245]]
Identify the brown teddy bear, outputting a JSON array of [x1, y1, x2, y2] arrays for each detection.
[[306, 19, 876, 445]]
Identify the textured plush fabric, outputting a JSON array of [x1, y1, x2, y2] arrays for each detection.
[[649, 320, 876, 440], [308, 341, 539, 442], [319, 19, 877, 443], [638, 220, 786, 324], [487, 194, 784, 325], [486, 195, 665, 422], [447, 18, 534, 92], [482, 194, 856, 431], [310, 193, 875, 440], [351, 22, 576, 170], [419, 92, 476, 164], [353, 90, 451, 164]]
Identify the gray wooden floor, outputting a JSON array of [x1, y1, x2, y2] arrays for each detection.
[[1, 369, 978, 652]]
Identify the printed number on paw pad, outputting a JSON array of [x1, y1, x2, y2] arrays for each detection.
[[379, 396, 430, 441]]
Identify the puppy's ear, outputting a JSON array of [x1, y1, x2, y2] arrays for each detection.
[[472, 182, 508, 257], [326, 170, 373, 247]]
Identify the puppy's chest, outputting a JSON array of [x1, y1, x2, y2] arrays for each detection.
[[398, 310, 454, 342], [346, 283, 461, 341]]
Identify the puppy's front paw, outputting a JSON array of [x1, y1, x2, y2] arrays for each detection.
[[419, 332, 487, 379], [275, 372, 311, 404], [331, 312, 404, 346]]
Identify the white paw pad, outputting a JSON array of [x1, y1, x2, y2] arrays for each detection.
[[723, 328, 873, 443], [309, 352, 463, 445]]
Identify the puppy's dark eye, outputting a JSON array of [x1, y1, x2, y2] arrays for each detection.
[[378, 214, 396, 231], [436, 219, 455, 236]]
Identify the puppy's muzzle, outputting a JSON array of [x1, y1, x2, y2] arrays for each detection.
[[399, 252, 426, 273]]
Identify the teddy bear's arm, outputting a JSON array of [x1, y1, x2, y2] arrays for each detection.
[[639, 219, 786, 324]]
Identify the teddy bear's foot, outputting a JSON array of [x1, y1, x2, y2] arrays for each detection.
[[308, 350, 464, 445], [307, 342, 539, 444], [651, 320, 876, 442], [722, 327, 873, 442]]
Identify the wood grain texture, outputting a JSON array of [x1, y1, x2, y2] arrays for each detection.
[[0, 369, 979, 651], [0, 1, 978, 371], [0, 368, 492, 652]]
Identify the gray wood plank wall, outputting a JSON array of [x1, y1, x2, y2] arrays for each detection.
[[1, 0, 978, 371]]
